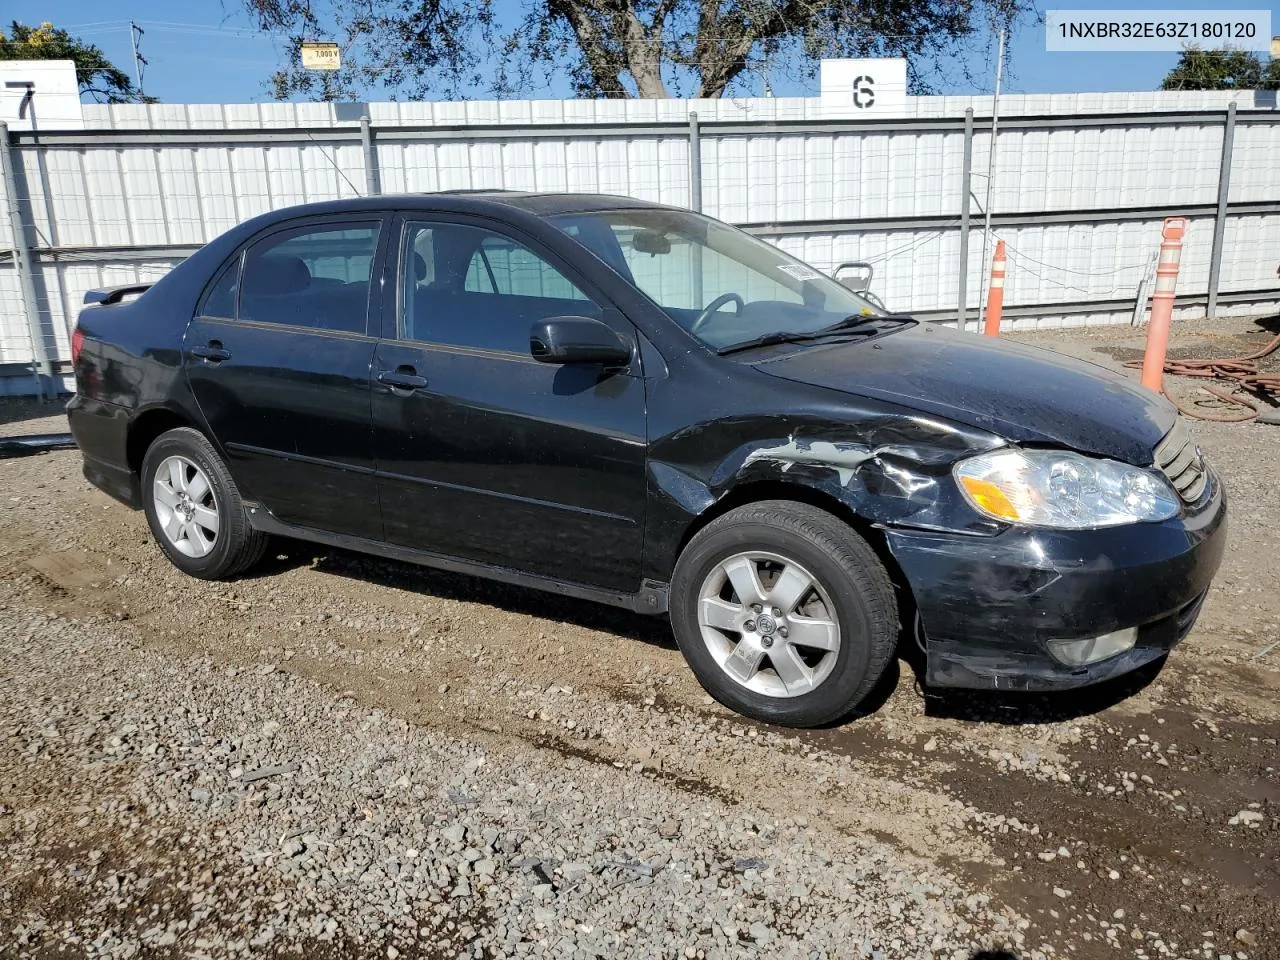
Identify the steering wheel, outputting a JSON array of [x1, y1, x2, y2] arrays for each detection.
[[690, 292, 745, 334]]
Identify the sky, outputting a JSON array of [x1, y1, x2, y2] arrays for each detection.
[[6, 0, 1279, 104]]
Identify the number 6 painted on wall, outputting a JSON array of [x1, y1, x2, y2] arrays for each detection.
[[852, 76, 875, 108]]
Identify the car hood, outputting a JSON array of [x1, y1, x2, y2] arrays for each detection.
[[754, 322, 1176, 465]]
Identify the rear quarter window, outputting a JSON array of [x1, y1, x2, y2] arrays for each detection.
[[198, 257, 240, 319]]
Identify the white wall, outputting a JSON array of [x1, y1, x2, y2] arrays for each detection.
[[1, 85, 1278, 372]]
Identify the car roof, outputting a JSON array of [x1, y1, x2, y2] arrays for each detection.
[[258, 191, 683, 221], [443, 191, 674, 216]]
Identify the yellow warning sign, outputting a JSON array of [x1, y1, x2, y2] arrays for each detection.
[[301, 42, 341, 71]]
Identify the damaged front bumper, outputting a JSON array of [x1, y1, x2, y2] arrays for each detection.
[[885, 470, 1227, 692]]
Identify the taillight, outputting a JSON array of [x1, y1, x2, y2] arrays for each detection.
[[71, 327, 85, 364]]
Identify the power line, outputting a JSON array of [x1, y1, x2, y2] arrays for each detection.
[[136, 21, 268, 38], [58, 21, 132, 29], [62, 19, 267, 39], [300, 129, 364, 198], [995, 237, 1150, 278], [1001, 250, 1127, 299]]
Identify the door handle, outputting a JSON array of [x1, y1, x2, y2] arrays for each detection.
[[377, 368, 429, 392], [190, 341, 231, 363]]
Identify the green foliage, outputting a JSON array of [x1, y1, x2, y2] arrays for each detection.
[[249, 0, 490, 103], [0, 21, 153, 103], [1161, 47, 1280, 91]]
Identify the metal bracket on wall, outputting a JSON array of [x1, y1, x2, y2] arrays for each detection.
[[1130, 249, 1159, 327], [1206, 102, 1236, 320], [0, 119, 54, 401]]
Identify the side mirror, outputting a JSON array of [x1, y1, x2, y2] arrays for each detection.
[[530, 316, 631, 366]]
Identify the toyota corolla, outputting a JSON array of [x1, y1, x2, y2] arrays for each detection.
[[67, 193, 1226, 727]]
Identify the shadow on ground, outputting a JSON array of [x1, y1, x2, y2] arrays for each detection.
[[253, 538, 1168, 727], [253, 539, 676, 649], [919, 656, 1165, 725], [0, 396, 67, 428]]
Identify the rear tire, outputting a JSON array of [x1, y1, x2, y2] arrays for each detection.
[[141, 427, 269, 580], [670, 500, 897, 727]]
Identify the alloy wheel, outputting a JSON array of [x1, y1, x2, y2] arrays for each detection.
[[696, 551, 841, 698], [152, 455, 220, 558]]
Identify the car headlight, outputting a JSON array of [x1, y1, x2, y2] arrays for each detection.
[[954, 449, 1179, 528]]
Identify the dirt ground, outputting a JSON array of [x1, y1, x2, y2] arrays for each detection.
[[1, 313, 1277, 959]]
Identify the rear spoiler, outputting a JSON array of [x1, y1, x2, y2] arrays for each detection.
[[83, 283, 152, 306]]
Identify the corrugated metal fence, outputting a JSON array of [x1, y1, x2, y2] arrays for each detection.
[[2, 89, 1279, 396]]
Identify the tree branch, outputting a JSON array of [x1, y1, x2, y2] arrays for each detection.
[[620, 5, 670, 96], [649, 0, 680, 36], [546, 0, 631, 96]]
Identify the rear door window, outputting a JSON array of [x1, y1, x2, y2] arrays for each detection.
[[238, 222, 381, 334]]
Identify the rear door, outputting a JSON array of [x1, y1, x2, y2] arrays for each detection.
[[184, 216, 387, 539], [370, 215, 648, 593]]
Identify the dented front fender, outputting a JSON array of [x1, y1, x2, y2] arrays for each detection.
[[640, 395, 1008, 581]]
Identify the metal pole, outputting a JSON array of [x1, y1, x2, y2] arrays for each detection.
[[688, 111, 702, 213], [1206, 101, 1236, 319], [957, 108, 974, 330], [129, 23, 145, 98], [977, 27, 1006, 324], [688, 111, 704, 309], [0, 121, 53, 400], [360, 114, 380, 196]]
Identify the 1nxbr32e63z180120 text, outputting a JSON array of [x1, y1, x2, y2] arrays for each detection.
[[1046, 9, 1273, 51]]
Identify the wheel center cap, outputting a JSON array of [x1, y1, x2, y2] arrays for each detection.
[[756, 612, 778, 636]]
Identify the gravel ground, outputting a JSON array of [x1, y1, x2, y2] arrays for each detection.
[[1, 315, 1277, 959]]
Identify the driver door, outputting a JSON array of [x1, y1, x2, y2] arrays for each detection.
[[370, 216, 649, 593]]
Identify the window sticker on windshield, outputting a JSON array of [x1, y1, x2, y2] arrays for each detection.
[[777, 263, 823, 282]]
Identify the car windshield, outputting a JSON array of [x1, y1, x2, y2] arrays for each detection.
[[550, 208, 889, 351]]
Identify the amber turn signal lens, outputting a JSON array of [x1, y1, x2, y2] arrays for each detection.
[[957, 476, 1020, 522]]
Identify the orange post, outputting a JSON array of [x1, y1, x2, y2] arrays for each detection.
[[1140, 217, 1188, 393], [983, 240, 1006, 337]]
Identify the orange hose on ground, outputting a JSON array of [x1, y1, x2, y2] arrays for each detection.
[[1123, 331, 1280, 423]]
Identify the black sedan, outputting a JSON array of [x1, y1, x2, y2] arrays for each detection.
[[67, 193, 1226, 727]]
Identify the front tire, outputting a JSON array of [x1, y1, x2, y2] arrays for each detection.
[[670, 501, 898, 727], [141, 427, 269, 580]]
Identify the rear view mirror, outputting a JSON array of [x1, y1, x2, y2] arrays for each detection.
[[530, 316, 631, 366], [632, 230, 672, 255]]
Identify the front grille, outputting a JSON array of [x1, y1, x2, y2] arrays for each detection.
[[1153, 420, 1207, 503]]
